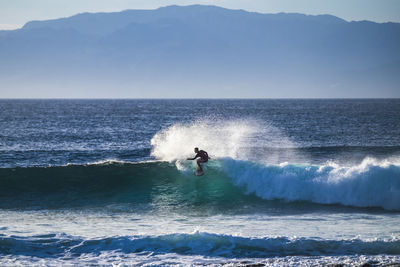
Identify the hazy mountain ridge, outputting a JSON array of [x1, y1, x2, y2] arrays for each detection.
[[1, 5, 399, 98]]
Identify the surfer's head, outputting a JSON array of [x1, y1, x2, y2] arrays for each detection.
[[194, 147, 199, 153]]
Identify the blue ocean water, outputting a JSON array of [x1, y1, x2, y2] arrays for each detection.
[[0, 99, 400, 266]]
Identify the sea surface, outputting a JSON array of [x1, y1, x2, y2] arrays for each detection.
[[0, 99, 400, 266]]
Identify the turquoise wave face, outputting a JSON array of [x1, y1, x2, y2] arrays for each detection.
[[0, 161, 259, 212], [1, 158, 399, 212]]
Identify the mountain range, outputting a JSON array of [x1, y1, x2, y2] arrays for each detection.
[[0, 5, 399, 97]]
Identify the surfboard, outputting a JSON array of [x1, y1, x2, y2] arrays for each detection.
[[194, 170, 204, 176]]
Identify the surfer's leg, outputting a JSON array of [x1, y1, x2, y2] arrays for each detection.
[[196, 158, 203, 172]]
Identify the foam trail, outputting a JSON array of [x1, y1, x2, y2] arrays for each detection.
[[2, 232, 400, 258], [150, 118, 295, 163], [222, 157, 400, 210]]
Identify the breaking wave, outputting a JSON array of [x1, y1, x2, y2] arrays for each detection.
[[222, 157, 400, 210], [0, 157, 399, 211]]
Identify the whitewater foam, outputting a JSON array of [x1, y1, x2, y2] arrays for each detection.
[[222, 157, 400, 210]]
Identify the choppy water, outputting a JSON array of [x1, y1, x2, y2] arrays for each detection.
[[0, 99, 400, 266]]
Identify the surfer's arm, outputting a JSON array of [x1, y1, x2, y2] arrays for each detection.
[[187, 154, 199, 160], [187, 152, 202, 160]]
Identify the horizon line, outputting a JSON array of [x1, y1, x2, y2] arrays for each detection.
[[1, 97, 399, 100]]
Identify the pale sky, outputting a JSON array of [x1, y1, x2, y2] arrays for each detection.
[[1, 0, 400, 30]]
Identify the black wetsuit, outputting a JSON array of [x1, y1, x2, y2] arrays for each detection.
[[195, 150, 209, 162]]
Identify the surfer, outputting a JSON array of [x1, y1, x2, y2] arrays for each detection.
[[187, 147, 209, 172]]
